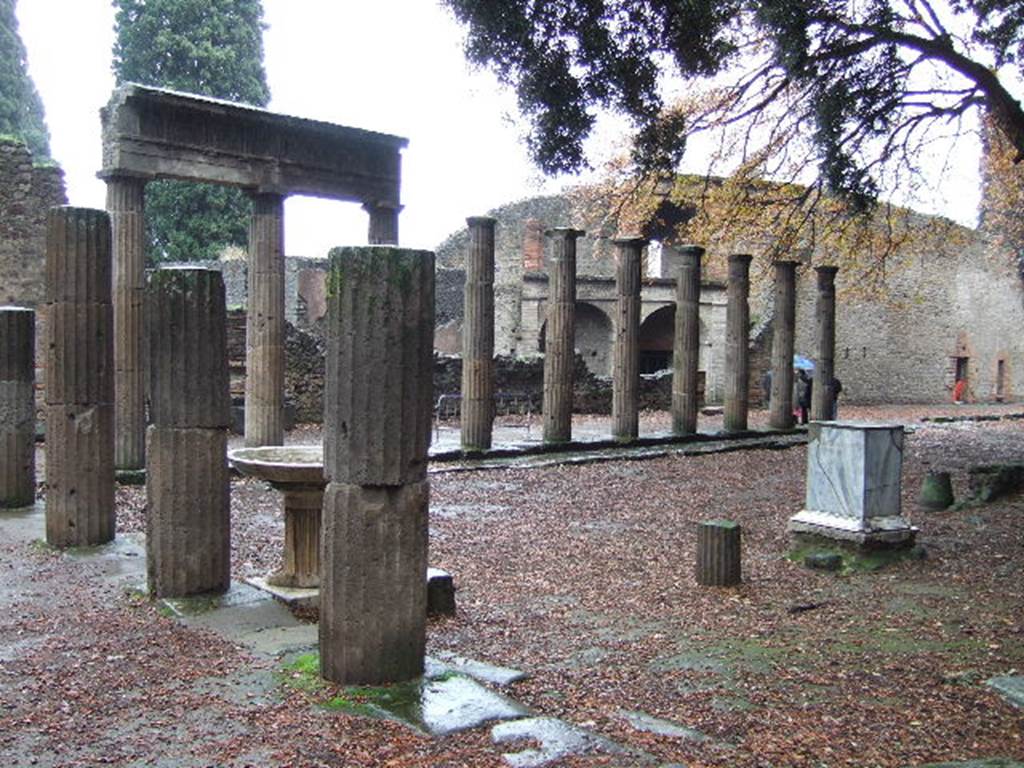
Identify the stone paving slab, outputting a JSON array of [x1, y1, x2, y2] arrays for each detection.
[[491, 716, 657, 767], [988, 676, 1024, 709]]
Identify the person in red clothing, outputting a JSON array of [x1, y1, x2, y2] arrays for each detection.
[[953, 378, 967, 404]]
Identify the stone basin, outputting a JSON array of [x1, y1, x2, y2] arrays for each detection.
[[228, 445, 325, 487], [227, 445, 325, 589]]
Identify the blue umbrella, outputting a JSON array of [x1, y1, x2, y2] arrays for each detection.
[[793, 354, 815, 371]]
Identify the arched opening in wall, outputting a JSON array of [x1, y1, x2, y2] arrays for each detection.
[[639, 306, 676, 373], [537, 302, 614, 376]]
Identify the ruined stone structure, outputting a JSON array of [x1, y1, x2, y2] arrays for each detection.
[[146, 267, 231, 598], [461, 217, 496, 450], [99, 84, 407, 461], [611, 237, 646, 441], [810, 266, 839, 420], [543, 229, 583, 443], [769, 261, 798, 429], [671, 245, 704, 434], [321, 246, 434, 685], [724, 255, 753, 431], [44, 208, 115, 547], [0, 307, 36, 507]]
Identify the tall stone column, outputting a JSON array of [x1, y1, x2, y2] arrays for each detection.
[[44, 207, 115, 547], [724, 253, 753, 432], [671, 245, 704, 435], [769, 260, 798, 430], [245, 193, 285, 447], [364, 202, 401, 245], [461, 216, 496, 451], [611, 236, 646, 441], [0, 307, 35, 508], [105, 176, 147, 470], [146, 267, 231, 598], [321, 246, 435, 685], [542, 228, 583, 444], [811, 265, 839, 421]]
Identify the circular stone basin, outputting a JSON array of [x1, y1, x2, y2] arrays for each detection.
[[228, 445, 325, 486]]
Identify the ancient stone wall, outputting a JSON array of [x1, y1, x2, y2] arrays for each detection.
[[0, 138, 67, 307]]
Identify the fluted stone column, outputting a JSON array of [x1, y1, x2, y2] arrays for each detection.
[[0, 307, 35, 507], [542, 228, 583, 444], [724, 254, 753, 432], [769, 260, 798, 430], [321, 246, 434, 685], [671, 245, 704, 435], [461, 216, 496, 451], [146, 267, 230, 598], [811, 266, 839, 421], [44, 207, 115, 547], [612, 236, 646, 441], [364, 202, 401, 245], [245, 193, 285, 447], [106, 176, 147, 470]]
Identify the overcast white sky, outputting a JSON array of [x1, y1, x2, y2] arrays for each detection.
[[17, 0, 982, 258], [16, 0, 575, 256]]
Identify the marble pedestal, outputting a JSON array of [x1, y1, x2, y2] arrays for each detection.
[[788, 422, 917, 546]]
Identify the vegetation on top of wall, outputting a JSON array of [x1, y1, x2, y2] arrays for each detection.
[[0, 0, 51, 159]]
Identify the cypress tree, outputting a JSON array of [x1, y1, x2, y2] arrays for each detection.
[[0, 0, 51, 158], [112, 0, 271, 262]]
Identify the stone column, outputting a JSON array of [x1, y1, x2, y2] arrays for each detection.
[[321, 246, 434, 685], [724, 254, 753, 432], [0, 307, 35, 508], [769, 260, 799, 430], [44, 207, 115, 547], [364, 202, 401, 245], [671, 245, 704, 435], [542, 228, 583, 444], [461, 216, 496, 451], [105, 176, 147, 470], [146, 267, 231, 598], [245, 193, 285, 447], [811, 266, 839, 421], [612, 236, 646, 441]]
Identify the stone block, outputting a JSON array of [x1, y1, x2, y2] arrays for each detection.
[[45, 403, 115, 547], [696, 520, 742, 586], [146, 426, 230, 598], [43, 302, 114, 406], [45, 207, 112, 305], [320, 479, 429, 684], [427, 567, 456, 616]]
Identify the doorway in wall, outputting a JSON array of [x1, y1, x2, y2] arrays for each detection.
[[996, 359, 1006, 401]]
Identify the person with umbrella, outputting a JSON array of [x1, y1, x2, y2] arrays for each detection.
[[793, 355, 814, 424]]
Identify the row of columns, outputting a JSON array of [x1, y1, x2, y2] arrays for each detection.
[[103, 175, 401, 471], [457, 222, 839, 449]]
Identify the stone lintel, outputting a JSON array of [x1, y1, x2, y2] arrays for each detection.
[[100, 83, 406, 204]]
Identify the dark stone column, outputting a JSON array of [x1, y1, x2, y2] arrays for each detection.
[[724, 254, 753, 432], [44, 207, 115, 547], [0, 307, 35, 508], [811, 265, 839, 421], [364, 202, 401, 245], [769, 260, 799, 430], [611, 236, 646, 441], [671, 245, 704, 435], [321, 246, 434, 684], [542, 228, 583, 444], [105, 176, 147, 470], [245, 193, 285, 447], [146, 267, 230, 598], [461, 216, 496, 450]]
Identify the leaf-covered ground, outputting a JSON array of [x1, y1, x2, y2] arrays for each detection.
[[2, 404, 1022, 767]]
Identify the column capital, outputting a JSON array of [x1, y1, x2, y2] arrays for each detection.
[[544, 227, 585, 239], [675, 244, 706, 257], [97, 170, 150, 184], [612, 235, 649, 248], [772, 259, 801, 268], [362, 200, 404, 215], [729, 252, 754, 266], [815, 264, 840, 278], [466, 216, 496, 229]]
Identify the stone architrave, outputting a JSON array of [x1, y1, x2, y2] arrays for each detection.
[[44, 207, 115, 547], [146, 267, 231, 598], [0, 307, 36, 508], [542, 228, 583, 444], [611, 236, 647, 441], [321, 246, 434, 685], [671, 245, 704, 435], [365, 202, 401, 245], [245, 193, 285, 447], [724, 254, 753, 432], [461, 216, 496, 451], [789, 422, 916, 546], [105, 175, 147, 470], [811, 266, 839, 421], [769, 260, 799, 429]]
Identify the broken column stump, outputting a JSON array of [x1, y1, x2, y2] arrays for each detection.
[[146, 267, 231, 598], [696, 520, 742, 587], [0, 307, 36, 508], [918, 470, 954, 511], [44, 207, 115, 547], [321, 246, 434, 685]]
